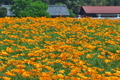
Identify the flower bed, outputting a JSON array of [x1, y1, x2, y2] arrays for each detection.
[[0, 17, 120, 80]]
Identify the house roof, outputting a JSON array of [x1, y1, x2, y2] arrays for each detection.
[[47, 5, 70, 16], [81, 6, 120, 13]]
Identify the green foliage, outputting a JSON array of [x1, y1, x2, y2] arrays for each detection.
[[2, 0, 120, 18], [0, 0, 13, 5], [0, 7, 7, 17], [68, 9, 76, 17], [55, 2, 64, 5], [10, 0, 51, 17], [2, 0, 120, 6]]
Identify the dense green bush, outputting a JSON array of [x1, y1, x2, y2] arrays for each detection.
[[10, 0, 51, 17], [68, 9, 76, 17], [0, 7, 7, 17]]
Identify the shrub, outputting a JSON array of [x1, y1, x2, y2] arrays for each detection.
[[0, 7, 7, 17], [10, 0, 51, 17], [68, 9, 76, 17]]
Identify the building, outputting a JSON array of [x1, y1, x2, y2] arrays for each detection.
[[1, 5, 70, 17], [79, 6, 120, 19], [47, 5, 70, 17], [1, 5, 14, 16]]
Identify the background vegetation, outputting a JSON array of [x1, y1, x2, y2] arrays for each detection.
[[0, 7, 7, 17], [0, 0, 120, 17], [10, 0, 50, 17]]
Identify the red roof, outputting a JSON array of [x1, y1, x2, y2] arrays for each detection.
[[82, 6, 120, 13]]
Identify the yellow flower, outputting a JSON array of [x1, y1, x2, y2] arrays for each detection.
[[17, 45, 26, 49], [2, 77, 11, 80], [39, 77, 52, 80], [59, 70, 65, 73], [0, 64, 7, 72], [77, 46, 83, 50], [46, 61, 54, 65], [40, 72, 52, 78], [76, 60, 86, 66], [72, 59, 79, 62], [104, 59, 112, 63], [16, 65, 26, 69], [98, 68, 104, 72], [54, 60, 62, 63], [97, 55, 105, 59], [11, 55, 18, 58], [69, 67, 80, 76], [0, 61, 3, 64], [28, 53, 39, 57], [86, 54, 92, 58], [116, 50, 120, 54], [0, 41, 4, 44], [1, 50, 9, 56], [6, 47, 14, 53], [30, 58, 36, 61], [42, 58, 49, 62], [22, 71, 31, 77], [52, 75, 59, 79], [105, 72, 112, 76], [105, 40, 116, 45], [57, 74, 64, 79], [7, 35, 19, 39], [11, 69, 25, 74], [4, 71, 16, 77], [15, 49, 23, 52], [101, 52, 107, 55], [49, 53, 57, 58], [45, 66, 54, 72], [59, 52, 71, 60]]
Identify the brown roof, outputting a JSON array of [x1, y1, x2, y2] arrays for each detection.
[[82, 6, 120, 13]]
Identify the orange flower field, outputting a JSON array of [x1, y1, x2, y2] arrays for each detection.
[[0, 17, 120, 80]]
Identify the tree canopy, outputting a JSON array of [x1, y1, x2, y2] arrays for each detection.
[[10, 0, 50, 17], [1, 0, 120, 17], [1, 0, 119, 6]]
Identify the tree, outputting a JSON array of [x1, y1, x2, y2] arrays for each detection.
[[0, 7, 7, 17], [65, 0, 85, 15], [40, 0, 50, 4], [0, 0, 13, 4], [10, 0, 51, 17], [106, 0, 120, 6]]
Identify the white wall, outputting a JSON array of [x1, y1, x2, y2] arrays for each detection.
[[1, 5, 14, 16], [97, 14, 119, 17]]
